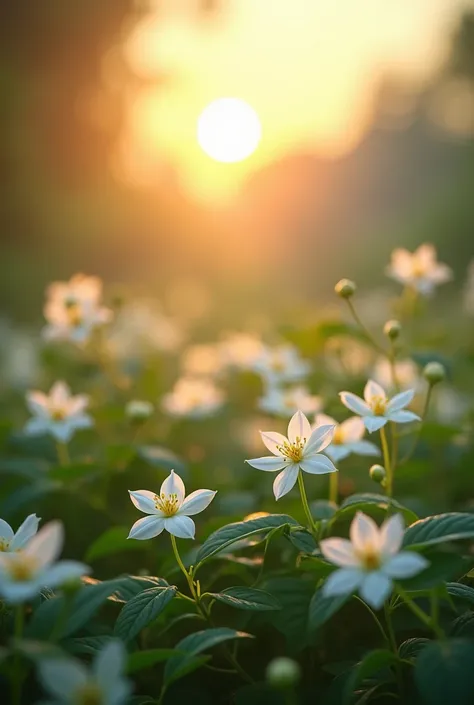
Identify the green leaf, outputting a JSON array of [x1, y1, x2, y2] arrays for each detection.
[[310, 500, 338, 520], [137, 445, 186, 473], [261, 577, 314, 650], [415, 639, 474, 705], [164, 628, 253, 686], [308, 589, 349, 634], [445, 582, 474, 608], [335, 493, 418, 525], [114, 586, 177, 642], [85, 527, 148, 562], [108, 575, 169, 603], [287, 527, 317, 554], [127, 649, 182, 674], [398, 638, 430, 661], [208, 587, 281, 611], [403, 513, 474, 549], [196, 514, 298, 564], [344, 649, 399, 704], [64, 635, 114, 656], [450, 613, 474, 638]]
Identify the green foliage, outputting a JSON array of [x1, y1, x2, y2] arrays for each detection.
[[114, 586, 178, 641], [415, 639, 474, 705]]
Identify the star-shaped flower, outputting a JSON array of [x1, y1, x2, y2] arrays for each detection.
[[314, 414, 379, 463], [339, 380, 420, 433], [24, 381, 93, 443], [386, 244, 452, 296], [0, 514, 40, 553]]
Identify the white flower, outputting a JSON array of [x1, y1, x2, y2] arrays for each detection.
[[339, 380, 420, 433], [43, 274, 112, 344], [38, 639, 131, 705], [181, 343, 224, 378], [107, 299, 184, 358], [128, 470, 216, 540], [386, 243, 452, 295], [219, 332, 266, 370], [253, 344, 310, 385], [320, 512, 429, 609], [314, 414, 379, 463], [0, 521, 90, 603], [372, 357, 421, 393], [162, 377, 224, 419], [0, 514, 40, 553], [325, 337, 373, 379], [258, 385, 323, 417], [125, 399, 154, 421], [246, 410, 337, 500], [24, 381, 93, 443]]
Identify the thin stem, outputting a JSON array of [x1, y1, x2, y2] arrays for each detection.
[[297, 471, 318, 537], [56, 441, 70, 467], [384, 603, 405, 700], [399, 384, 433, 466], [329, 471, 339, 505], [388, 344, 400, 392], [345, 299, 387, 357], [397, 587, 445, 639], [380, 426, 393, 498], [353, 595, 389, 644], [170, 534, 198, 603], [12, 604, 24, 705]]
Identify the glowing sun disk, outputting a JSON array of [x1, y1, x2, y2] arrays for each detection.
[[197, 98, 261, 163]]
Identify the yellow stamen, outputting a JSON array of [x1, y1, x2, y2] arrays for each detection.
[[0, 538, 10, 552], [277, 437, 305, 463], [7, 556, 38, 582], [370, 396, 387, 416], [332, 427, 344, 445], [75, 683, 103, 705], [356, 548, 381, 570], [50, 408, 67, 421], [154, 492, 179, 516]]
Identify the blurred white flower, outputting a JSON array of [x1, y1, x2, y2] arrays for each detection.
[[125, 399, 154, 421], [246, 410, 337, 500], [24, 381, 93, 442], [314, 414, 379, 463], [0, 514, 40, 553], [162, 377, 224, 419], [0, 521, 89, 603], [386, 244, 452, 295], [432, 386, 471, 426], [43, 274, 112, 344], [258, 385, 323, 417], [0, 321, 41, 390], [321, 512, 428, 609], [340, 380, 420, 433], [325, 337, 374, 379], [108, 299, 184, 358], [372, 357, 421, 393], [219, 332, 266, 370], [128, 470, 216, 540], [463, 261, 474, 316], [253, 344, 310, 386], [181, 343, 224, 378], [39, 639, 131, 705]]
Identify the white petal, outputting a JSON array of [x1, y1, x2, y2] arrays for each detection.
[[24, 417, 49, 436], [69, 414, 93, 431], [10, 514, 40, 551], [273, 466, 299, 500], [339, 416, 365, 442], [26, 391, 49, 417], [305, 425, 335, 454], [128, 516, 165, 540], [382, 552, 429, 578], [67, 395, 90, 415], [39, 658, 88, 699], [386, 389, 415, 412], [320, 538, 361, 567], [339, 392, 371, 416], [363, 416, 387, 433], [50, 422, 75, 443], [128, 490, 161, 515], [379, 514, 404, 555], [386, 410, 420, 424], [350, 513, 380, 552], [0, 519, 14, 543], [94, 640, 126, 689], [287, 410, 311, 443], [315, 413, 337, 427], [164, 515, 195, 539], [359, 572, 393, 610], [245, 457, 287, 472], [24, 522, 63, 569], [260, 431, 288, 455], [325, 445, 350, 462], [50, 381, 71, 405], [300, 454, 337, 475], [348, 440, 380, 457], [322, 568, 364, 597], [43, 561, 90, 588], [364, 380, 386, 403], [0, 580, 40, 604], [160, 470, 185, 505], [179, 489, 216, 516]]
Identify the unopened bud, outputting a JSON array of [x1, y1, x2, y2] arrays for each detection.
[[335, 279, 356, 299], [370, 464, 386, 484], [126, 400, 154, 422], [384, 319, 401, 341], [423, 361, 446, 385], [266, 657, 301, 688]]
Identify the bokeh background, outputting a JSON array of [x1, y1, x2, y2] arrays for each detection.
[[1, 0, 473, 320]]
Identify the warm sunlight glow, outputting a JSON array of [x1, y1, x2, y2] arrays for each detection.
[[197, 98, 262, 163]]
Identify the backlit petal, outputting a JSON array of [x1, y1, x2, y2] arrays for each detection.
[[128, 490, 161, 515], [339, 416, 365, 442], [287, 410, 311, 443], [379, 513, 404, 555], [322, 568, 364, 597], [260, 431, 288, 455], [273, 466, 299, 500], [25, 521, 63, 568], [363, 416, 387, 433], [350, 513, 380, 552], [386, 389, 415, 412], [364, 380, 386, 403], [160, 471, 185, 505], [382, 551, 429, 578], [305, 425, 335, 454], [339, 392, 371, 416], [164, 515, 195, 539], [128, 515, 165, 540], [386, 410, 420, 424], [300, 454, 337, 475], [245, 457, 287, 472], [320, 538, 360, 567], [179, 489, 216, 516], [10, 514, 40, 551], [359, 571, 393, 609]]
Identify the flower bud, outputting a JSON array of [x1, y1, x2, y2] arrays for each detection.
[[383, 319, 401, 340], [266, 657, 301, 688], [423, 361, 446, 385], [61, 577, 83, 597], [335, 279, 356, 299], [126, 400, 154, 422], [369, 464, 386, 484]]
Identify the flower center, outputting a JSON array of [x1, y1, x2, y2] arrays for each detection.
[[50, 407, 67, 422], [356, 547, 381, 571], [75, 682, 103, 705], [411, 260, 427, 279], [7, 556, 38, 582], [370, 396, 387, 416], [277, 437, 305, 463], [332, 427, 344, 445], [0, 538, 10, 552], [66, 302, 83, 327], [154, 492, 179, 516]]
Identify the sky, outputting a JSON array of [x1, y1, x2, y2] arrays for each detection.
[[115, 0, 473, 201]]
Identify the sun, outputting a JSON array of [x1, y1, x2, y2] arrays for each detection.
[[197, 98, 262, 164]]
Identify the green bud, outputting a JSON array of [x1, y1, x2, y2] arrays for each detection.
[[383, 319, 401, 340], [61, 577, 83, 596], [126, 400, 154, 422], [423, 361, 446, 385], [266, 657, 301, 689], [335, 278, 356, 299], [369, 464, 386, 483]]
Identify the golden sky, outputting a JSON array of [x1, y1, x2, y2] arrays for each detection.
[[115, 0, 470, 202]]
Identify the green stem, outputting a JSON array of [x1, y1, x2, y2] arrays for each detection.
[[328, 471, 338, 505], [384, 603, 404, 699], [345, 299, 387, 357], [353, 595, 389, 644], [56, 441, 70, 467], [12, 605, 24, 705], [170, 534, 199, 604], [397, 587, 445, 639], [380, 426, 393, 498], [399, 384, 433, 466], [297, 471, 317, 537]]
